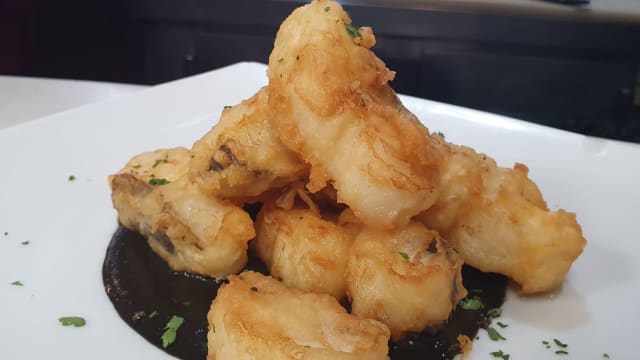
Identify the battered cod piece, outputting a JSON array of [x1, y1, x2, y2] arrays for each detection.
[[207, 271, 390, 360], [346, 221, 466, 340], [190, 87, 308, 199], [255, 204, 356, 299], [417, 140, 586, 294], [109, 147, 255, 278], [267, 0, 441, 229]]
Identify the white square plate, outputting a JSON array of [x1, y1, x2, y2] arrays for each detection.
[[1, 62, 638, 359]]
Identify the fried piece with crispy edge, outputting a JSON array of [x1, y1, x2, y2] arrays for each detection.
[[109, 147, 255, 278], [255, 200, 357, 299], [267, 0, 441, 229], [417, 138, 586, 294], [190, 86, 308, 199], [207, 271, 390, 360], [346, 221, 466, 341]]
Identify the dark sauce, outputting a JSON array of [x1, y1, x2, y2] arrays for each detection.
[[103, 226, 507, 360]]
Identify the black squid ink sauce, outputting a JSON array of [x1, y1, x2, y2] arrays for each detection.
[[103, 225, 507, 360]]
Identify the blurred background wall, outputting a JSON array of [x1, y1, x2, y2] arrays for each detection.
[[1, 0, 639, 142]]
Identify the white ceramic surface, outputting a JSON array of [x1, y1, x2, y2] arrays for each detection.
[[1, 62, 638, 359]]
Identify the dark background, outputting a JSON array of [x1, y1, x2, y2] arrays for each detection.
[[2, 0, 639, 142]]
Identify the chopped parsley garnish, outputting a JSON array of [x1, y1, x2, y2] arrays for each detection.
[[11, 281, 23, 286], [555, 350, 569, 355], [486, 326, 506, 341], [152, 155, 169, 168], [496, 321, 508, 328], [223, 105, 233, 109], [59, 316, 86, 327], [68, 175, 76, 181], [490, 350, 510, 360], [554, 339, 568, 348], [435, 131, 445, 139], [161, 315, 185, 348], [149, 178, 170, 186], [344, 22, 361, 38], [324, 6, 331, 12], [603, 353, 610, 358], [542, 340, 551, 348], [149, 310, 159, 318], [486, 307, 502, 318], [398, 252, 410, 260], [458, 295, 483, 310], [21, 241, 29, 245]]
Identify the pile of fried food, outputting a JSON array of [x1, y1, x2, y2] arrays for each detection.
[[109, 1, 586, 358]]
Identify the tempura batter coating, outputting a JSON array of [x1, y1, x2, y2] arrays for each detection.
[[255, 205, 356, 299], [346, 221, 466, 340], [267, 0, 440, 229], [190, 87, 308, 199], [417, 139, 586, 294], [109, 147, 255, 278], [207, 271, 390, 360]]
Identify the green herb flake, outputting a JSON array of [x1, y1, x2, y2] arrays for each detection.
[[458, 295, 484, 310], [486, 326, 506, 341], [149, 310, 158, 319], [11, 281, 23, 286], [161, 315, 185, 348], [277, 58, 283, 63], [344, 22, 361, 38], [149, 178, 170, 186], [554, 339, 568, 348], [152, 154, 169, 168], [490, 350, 510, 360], [496, 321, 508, 328], [58, 316, 86, 327], [21, 241, 29, 245], [68, 175, 76, 181], [324, 6, 331, 12], [603, 353, 610, 358], [555, 350, 569, 355], [486, 307, 502, 318], [398, 252, 410, 260], [542, 341, 549, 345], [435, 131, 445, 139], [223, 105, 233, 109], [132, 164, 142, 169]]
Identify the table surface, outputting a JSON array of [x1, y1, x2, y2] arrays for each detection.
[[0, 76, 146, 130]]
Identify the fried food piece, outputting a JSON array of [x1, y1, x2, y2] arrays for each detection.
[[417, 139, 586, 294], [190, 86, 308, 199], [255, 203, 356, 299], [267, 0, 441, 229], [207, 271, 390, 360], [109, 147, 255, 278], [346, 221, 466, 340]]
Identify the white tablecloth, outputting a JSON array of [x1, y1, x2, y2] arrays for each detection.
[[0, 76, 146, 130]]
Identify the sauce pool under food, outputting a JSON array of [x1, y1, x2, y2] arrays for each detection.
[[103, 226, 507, 360]]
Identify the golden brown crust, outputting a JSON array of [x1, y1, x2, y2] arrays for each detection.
[[418, 139, 586, 293], [267, 0, 441, 229], [109, 147, 255, 278], [346, 221, 466, 340], [207, 271, 390, 360], [190, 87, 308, 199], [255, 204, 355, 299]]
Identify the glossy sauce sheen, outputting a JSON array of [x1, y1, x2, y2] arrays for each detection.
[[103, 226, 507, 360]]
